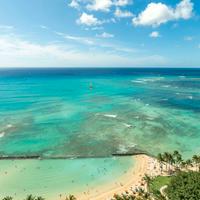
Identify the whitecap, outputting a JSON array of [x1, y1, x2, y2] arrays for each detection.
[[117, 145, 128, 154], [163, 85, 170, 88], [133, 77, 164, 83], [103, 114, 117, 118], [147, 117, 155, 121], [6, 124, 13, 128], [0, 132, 5, 138], [123, 123, 132, 128], [161, 98, 168, 101], [131, 80, 146, 84], [128, 143, 136, 148], [117, 143, 136, 154], [188, 96, 193, 99], [134, 98, 141, 102]]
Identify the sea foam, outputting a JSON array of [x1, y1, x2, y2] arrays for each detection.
[[188, 96, 193, 99], [123, 123, 132, 128], [6, 124, 13, 128], [103, 114, 117, 118], [0, 132, 5, 138]]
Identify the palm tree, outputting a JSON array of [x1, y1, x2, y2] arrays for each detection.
[[173, 150, 182, 170], [192, 155, 199, 171], [197, 156, 200, 172], [137, 187, 145, 197], [25, 195, 35, 200], [142, 174, 151, 192], [143, 192, 151, 200], [157, 153, 164, 174], [168, 153, 174, 172], [35, 197, 45, 200], [65, 195, 77, 200], [180, 161, 186, 169], [2, 197, 13, 200], [121, 193, 129, 200], [128, 193, 136, 200], [173, 150, 179, 158], [153, 190, 166, 200], [163, 152, 171, 172], [185, 159, 193, 170], [136, 188, 151, 200], [162, 152, 168, 171], [112, 194, 123, 200], [193, 155, 200, 172], [176, 155, 183, 170]]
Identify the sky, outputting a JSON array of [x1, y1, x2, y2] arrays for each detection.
[[0, 0, 199, 68]]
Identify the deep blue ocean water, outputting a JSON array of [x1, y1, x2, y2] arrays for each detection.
[[0, 68, 199, 158]]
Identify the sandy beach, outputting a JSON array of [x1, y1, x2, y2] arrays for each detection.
[[0, 155, 160, 200], [76, 154, 160, 200]]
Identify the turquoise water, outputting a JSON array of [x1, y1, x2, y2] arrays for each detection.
[[0, 157, 134, 199], [0, 68, 200, 158]]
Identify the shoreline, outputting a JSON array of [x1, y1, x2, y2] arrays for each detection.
[[76, 154, 160, 200], [0, 154, 160, 200]]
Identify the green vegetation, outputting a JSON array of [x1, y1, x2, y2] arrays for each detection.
[[157, 151, 200, 174], [24, 195, 45, 200], [111, 188, 151, 200], [166, 171, 200, 200], [142, 174, 152, 191], [2, 197, 13, 200], [65, 195, 77, 200], [149, 176, 171, 193], [1, 196, 77, 200], [1, 151, 200, 200]]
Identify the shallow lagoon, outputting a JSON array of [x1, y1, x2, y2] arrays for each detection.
[[0, 157, 134, 199]]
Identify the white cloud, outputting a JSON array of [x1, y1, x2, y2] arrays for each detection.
[[76, 13, 116, 27], [0, 25, 14, 30], [68, 0, 79, 9], [115, 8, 133, 18], [0, 34, 167, 67], [91, 26, 104, 30], [86, 0, 132, 12], [149, 31, 160, 38], [99, 42, 136, 53], [132, 0, 193, 27], [40, 25, 48, 29], [97, 32, 114, 38], [77, 13, 102, 26], [55, 31, 136, 53], [184, 36, 193, 41], [133, 3, 173, 26], [114, 0, 132, 6], [87, 0, 113, 12], [55, 31, 94, 45], [174, 0, 193, 19], [0, 25, 14, 33], [107, 18, 117, 23]]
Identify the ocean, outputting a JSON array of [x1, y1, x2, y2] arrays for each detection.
[[0, 68, 199, 158], [0, 68, 199, 198]]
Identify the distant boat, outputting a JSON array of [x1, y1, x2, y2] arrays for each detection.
[[89, 83, 93, 90]]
